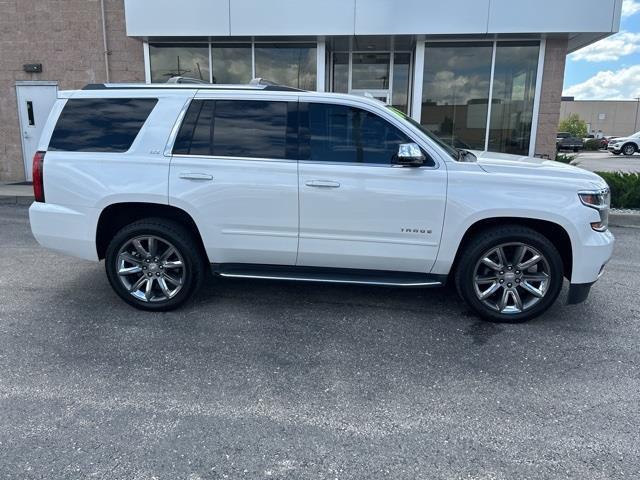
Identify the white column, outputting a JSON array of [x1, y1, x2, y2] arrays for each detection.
[[143, 41, 151, 84], [316, 36, 326, 92], [411, 36, 425, 123], [529, 38, 547, 157]]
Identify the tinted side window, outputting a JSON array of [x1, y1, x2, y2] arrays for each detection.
[[49, 98, 157, 152], [306, 103, 415, 164], [173, 99, 294, 159]]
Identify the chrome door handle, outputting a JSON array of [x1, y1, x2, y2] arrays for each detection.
[[305, 180, 341, 188], [179, 172, 213, 181]]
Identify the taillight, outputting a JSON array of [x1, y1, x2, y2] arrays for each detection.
[[32, 151, 46, 202]]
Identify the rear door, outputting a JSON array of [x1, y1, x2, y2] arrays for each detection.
[[168, 93, 300, 265], [297, 99, 447, 273]]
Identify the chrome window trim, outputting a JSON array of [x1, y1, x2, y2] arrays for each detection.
[[171, 153, 296, 163]]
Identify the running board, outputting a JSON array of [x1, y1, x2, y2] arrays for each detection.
[[212, 264, 446, 288]]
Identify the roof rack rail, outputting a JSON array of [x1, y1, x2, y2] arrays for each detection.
[[81, 77, 305, 92]]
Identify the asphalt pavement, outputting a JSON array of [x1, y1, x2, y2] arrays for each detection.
[[1, 204, 639, 479], [572, 150, 640, 173]]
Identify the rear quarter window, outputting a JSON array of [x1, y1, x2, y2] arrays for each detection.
[[48, 98, 158, 152]]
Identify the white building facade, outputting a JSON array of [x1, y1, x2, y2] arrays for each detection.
[[127, 0, 623, 159]]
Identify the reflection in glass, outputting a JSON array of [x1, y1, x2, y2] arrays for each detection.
[[421, 43, 493, 150], [352, 53, 390, 90], [149, 44, 210, 83], [487, 42, 540, 155], [308, 103, 411, 164], [392, 53, 411, 114], [254, 44, 317, 90], [332, 53, 349, 93], [211, 44, 252, 84]]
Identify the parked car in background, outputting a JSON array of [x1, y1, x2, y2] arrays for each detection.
[[600, 136, 616, 149], [29, 81, 614, 323], [556, 132, 584, 152], [608, 132, 640, 156]]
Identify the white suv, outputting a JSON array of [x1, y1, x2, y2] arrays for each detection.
[[29, 81, 614, 322], [608, 132, 640, 156]]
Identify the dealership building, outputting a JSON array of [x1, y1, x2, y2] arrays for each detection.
[[0, 0, 623, 182]]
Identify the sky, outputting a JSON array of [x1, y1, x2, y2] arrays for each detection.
[[563, 0, 640, 100]]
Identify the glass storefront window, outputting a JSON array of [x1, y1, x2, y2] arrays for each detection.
[[421, 43, 493, 150], [487, 42, 540, 155], [254, 43, 317, 90], [392, 52, 411, 114], [332, 53, 349, 93], [211, 44, 252, 84], [149, 44, 210, 83]]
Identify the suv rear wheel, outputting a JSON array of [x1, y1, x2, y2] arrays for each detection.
[[454, 226, 564, 323], [105, 218, 205, 311]]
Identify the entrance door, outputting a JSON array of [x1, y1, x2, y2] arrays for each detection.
[[350, 52, 391, 104], [16, 82, 58, 181]]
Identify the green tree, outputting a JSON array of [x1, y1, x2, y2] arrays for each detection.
[[558, 114, 588, 138]]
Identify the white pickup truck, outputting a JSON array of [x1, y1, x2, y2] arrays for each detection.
[[29, 81, 614, 322]]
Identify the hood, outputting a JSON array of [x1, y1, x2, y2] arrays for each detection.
[[610, 136, 635, 144], [470, 150, 607, 189]]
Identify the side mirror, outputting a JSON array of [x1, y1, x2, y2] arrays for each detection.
[[393, 143, 425, 167]]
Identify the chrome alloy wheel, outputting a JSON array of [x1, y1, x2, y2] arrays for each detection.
[[473, 242, 551, 315], [115, 235, 186, 302]]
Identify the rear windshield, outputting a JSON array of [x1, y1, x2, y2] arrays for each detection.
[[48, 98, 157, 152]]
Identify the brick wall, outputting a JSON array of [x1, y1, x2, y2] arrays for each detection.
[[0, 0, 143, 182], [534, 37, 569, 160]]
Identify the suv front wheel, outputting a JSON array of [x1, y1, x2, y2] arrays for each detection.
[[105, 218, 205, 311], [622, 143, 637, 156], [455, 226, 564, 323]]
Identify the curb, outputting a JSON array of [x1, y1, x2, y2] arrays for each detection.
[[0, 195, 34, 206], [609, 212, 640, 228]]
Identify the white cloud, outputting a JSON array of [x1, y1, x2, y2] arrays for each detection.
[[563, 65, 640, 100], [622, 0, 640, 17], [570, 31, 640, 62]]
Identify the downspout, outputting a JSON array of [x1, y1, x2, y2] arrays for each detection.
[[100, 0, 110, 83]]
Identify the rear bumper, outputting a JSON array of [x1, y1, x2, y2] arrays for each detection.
[[29, 202, 99, 261]]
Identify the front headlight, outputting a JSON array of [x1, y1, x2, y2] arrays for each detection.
[[579, 189, 610, 232]]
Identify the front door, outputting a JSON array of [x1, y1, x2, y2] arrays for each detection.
[[169, 94, 300, 266], [297, 100, 447, 273], [16, 82, 58, 181]]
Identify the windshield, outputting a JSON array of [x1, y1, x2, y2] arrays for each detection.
[[385, 106, 463, 160]]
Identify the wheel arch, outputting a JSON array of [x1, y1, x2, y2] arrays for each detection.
[[450, 217, 573, 281], [95, 202, 208, 262]]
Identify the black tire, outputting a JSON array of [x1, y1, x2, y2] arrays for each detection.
[[454, 225, 564, 323], [573, 147, 580, 153], [105, 218, 205, 311], [622, 143, 636, 156]]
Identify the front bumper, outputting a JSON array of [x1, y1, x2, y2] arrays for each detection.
[[608, 146, 622, 153], [567, 227, 614, 304], [567, 282, 594, 305]]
